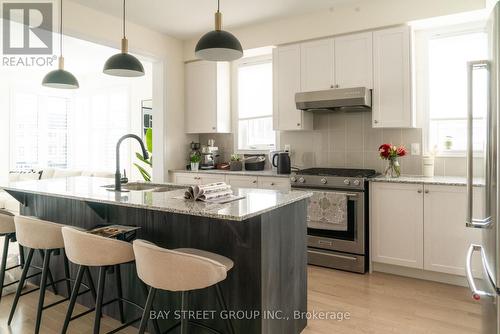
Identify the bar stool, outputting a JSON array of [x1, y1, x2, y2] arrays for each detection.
[[0, 209, 20, 304], [133, 239, 236, 334], [61, 226, 160, 334], [9, 216, 96, 334]]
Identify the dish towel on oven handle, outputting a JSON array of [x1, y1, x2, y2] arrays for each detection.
[[307, 191, 348, 231]]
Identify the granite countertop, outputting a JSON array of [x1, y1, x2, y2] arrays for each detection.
[[369, 175, 485, 186], [170, 169, 291, 178], [0, 176, 311, 221]]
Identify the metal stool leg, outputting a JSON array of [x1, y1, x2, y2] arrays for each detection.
[[34, 249, 51, 334], [8, 248, 34, 325], [61, 265, 85, 334], [63, 251, 72, 297], [138, 287, 157, 334], [38, 249, 58, 295], [0, 234, 11, 304], [18, 244, 25, 269], [180, 291, 189, 334], [215, 283, 235, 334], [141, 282, 161, 334], [114, 264, 125, 324], [85, 266, 97, 302], [93, 266, 107, 334]]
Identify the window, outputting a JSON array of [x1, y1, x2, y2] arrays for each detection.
[[236, 57, 276, 151], [422, 26, 488, 155], [12, 93, 71, 169], [11, 86, 130, 173]]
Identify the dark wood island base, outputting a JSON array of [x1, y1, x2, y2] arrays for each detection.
[[7, 190, 308, 334]]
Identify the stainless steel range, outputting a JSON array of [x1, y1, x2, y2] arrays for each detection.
[[291, 168, 376, 273]]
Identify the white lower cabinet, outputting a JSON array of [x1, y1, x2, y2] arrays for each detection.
[[226, 175, 258, 188], [423, 185, 483, 277], [371, 182, 424, 268], [371, 182, 484, 277]]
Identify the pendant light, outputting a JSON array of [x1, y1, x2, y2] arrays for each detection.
[[42, 0, 79, 89], [103, 0, 144, 77], [195, 0, 243, 61]]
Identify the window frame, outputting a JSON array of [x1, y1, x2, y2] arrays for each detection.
[[417, 21, 487, 157], [231, 54, 278, 154]]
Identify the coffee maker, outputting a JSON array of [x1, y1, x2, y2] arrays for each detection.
[[200, 140, 220, 169]]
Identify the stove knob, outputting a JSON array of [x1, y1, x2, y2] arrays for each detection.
[[290, 176, 297, 182], [343, 179, 350, 185], [320, 178, 327, 184], [353, 179, 360, 186], [298, 177, 305, 183]]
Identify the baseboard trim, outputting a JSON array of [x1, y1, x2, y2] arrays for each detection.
[[372, 262, 469, 287]]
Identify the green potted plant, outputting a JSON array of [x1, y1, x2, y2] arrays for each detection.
[[134, 128, 153, 181], [190, 154, 201, 171], [230, 154, 242, 171]]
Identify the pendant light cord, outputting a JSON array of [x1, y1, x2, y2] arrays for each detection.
[[217, 0, 220, 13], [123, 0, 126, 38], [59, 0, 63, 57]]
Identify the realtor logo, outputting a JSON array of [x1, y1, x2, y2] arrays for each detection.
[[2, 2, 53, 54]]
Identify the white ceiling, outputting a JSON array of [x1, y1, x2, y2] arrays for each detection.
[[69, 0, 356, 40]]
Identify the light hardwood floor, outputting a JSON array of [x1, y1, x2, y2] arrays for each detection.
[[0, 266, 481, 334]]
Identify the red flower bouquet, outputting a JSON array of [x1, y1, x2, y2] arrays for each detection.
[[379, 144, 407, 177]]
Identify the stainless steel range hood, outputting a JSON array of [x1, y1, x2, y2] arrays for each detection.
[[295, 87, 372, 112]]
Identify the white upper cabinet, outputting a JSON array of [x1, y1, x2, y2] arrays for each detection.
[[273, 45, 313, 131], [372, 26, 414, 128], [185, 61, 231, 134], [334, 32, 373, 89], [300, 39, 335, 92]]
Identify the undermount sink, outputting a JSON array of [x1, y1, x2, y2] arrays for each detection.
[[102, 182, 181, 192]]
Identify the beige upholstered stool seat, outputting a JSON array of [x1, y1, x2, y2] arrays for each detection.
[[61, 226, 134, 266], [14, 216, 65, 250], [175, 248, 234, 271], [0, 210, 15, 235], [133, 240, 230, 292], [134, 240, 236, 334]]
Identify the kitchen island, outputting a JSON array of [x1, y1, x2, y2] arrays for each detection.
[[1, 176, 311, 334]]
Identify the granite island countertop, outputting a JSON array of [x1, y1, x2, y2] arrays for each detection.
[[369, 175, 485, 186], [170, 169, 291, 178], [0, 176, 311, 221]]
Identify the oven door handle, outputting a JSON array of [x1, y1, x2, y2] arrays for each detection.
[[346, 193, 359, 200]]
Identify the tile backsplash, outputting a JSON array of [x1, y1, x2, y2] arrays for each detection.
[[198, 111, 482, 177]]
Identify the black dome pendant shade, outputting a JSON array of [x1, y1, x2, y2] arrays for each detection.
[[42, 0, 79, 89], [103, 0, 144, 77], [195, 0, 243, 61]]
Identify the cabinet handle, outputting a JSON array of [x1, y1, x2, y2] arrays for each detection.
[[330, 84, 334, 88], [335, 84, 339, 88], [297, 123, 301, 127], [212, 126, 216, 130], [425, 190, 430, 194], [374, 120, 379, 124], [417, 189, 422, 193], [271, 183, 275, 186], [252, 180, 257, 184]]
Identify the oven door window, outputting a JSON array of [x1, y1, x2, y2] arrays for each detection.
[[307, 199, 356, 241]]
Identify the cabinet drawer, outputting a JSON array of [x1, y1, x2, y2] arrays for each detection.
[[226, 175, 258, 188], [258, 177, 290, 190], [199, 174, 226, 184], [173, 173, 200, 185]]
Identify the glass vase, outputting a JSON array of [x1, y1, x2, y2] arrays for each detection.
[[384, 158, 401, 178]]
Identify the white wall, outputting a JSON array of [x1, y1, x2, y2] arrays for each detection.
[[183, 0, 485, 60], [63, 1, 197, 182]]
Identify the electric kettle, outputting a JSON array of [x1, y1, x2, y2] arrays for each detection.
[[272, 152, 291, 174]]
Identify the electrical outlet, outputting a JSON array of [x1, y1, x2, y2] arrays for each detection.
[[284, 144, 291, 152], [411, 143, 420, 156]]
